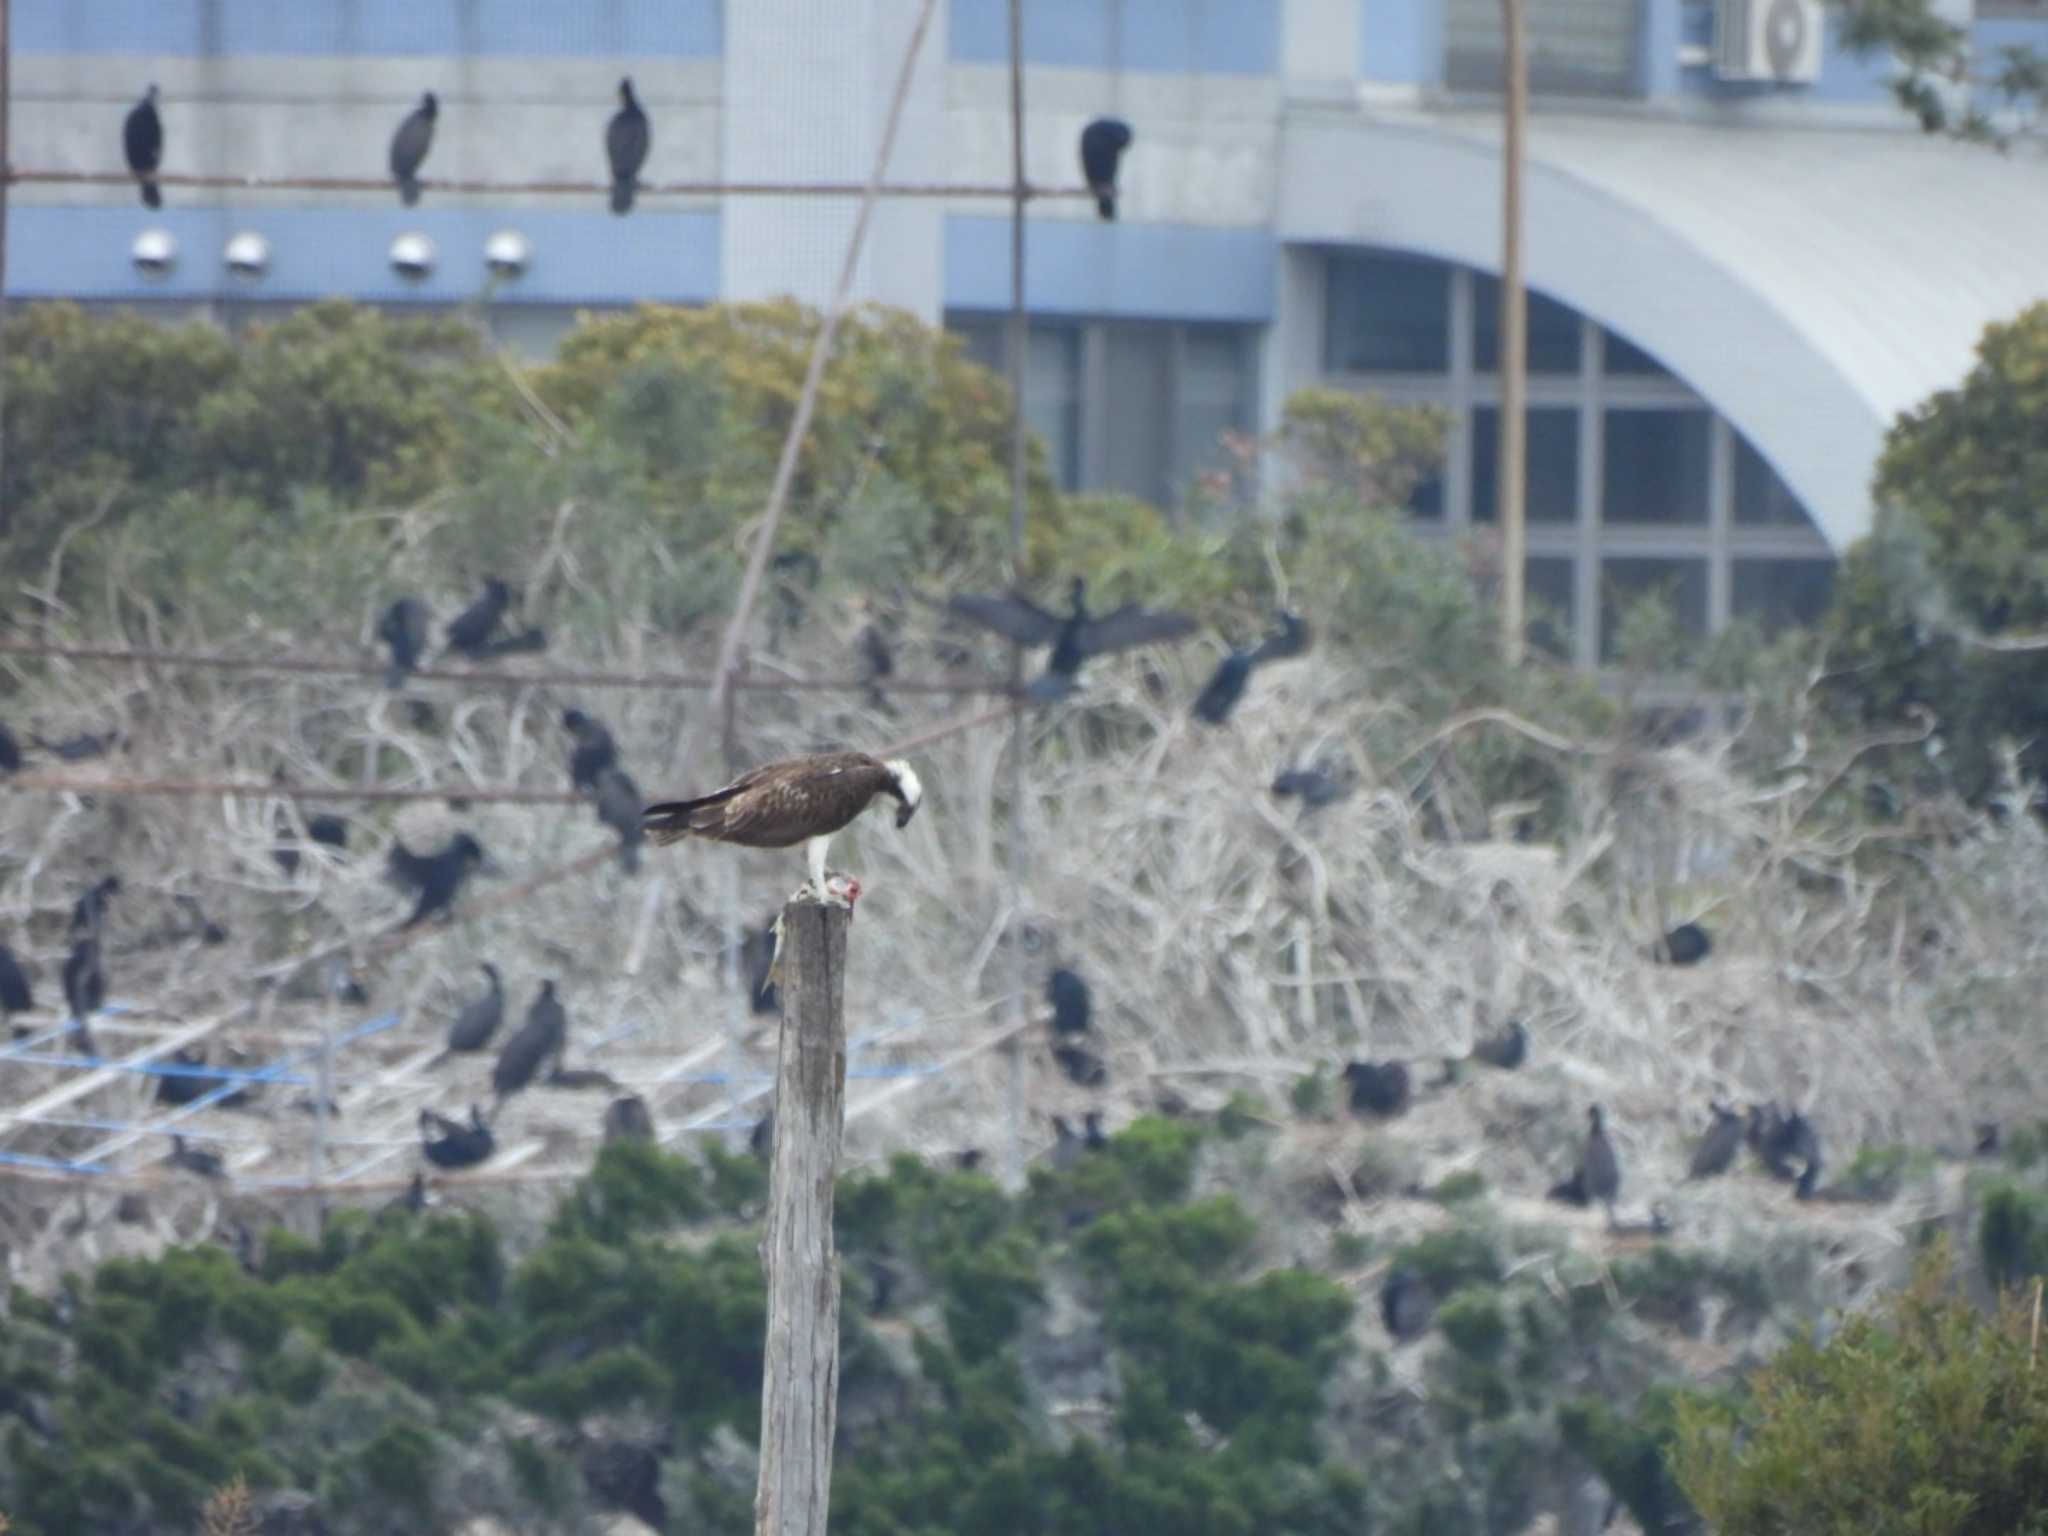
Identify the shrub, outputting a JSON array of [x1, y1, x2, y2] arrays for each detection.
[[1437, 1289, 1509, 1363]]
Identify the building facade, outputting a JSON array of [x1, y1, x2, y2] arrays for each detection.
[[14, 0, 2048, 665]]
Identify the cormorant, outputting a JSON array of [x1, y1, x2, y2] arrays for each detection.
[[420, 1105, 494, 1169], [124, 84, 163, 208], [445, 963, 503, 1053], [604, 1095, 655, 1142], [751, 1109, 773, 1161], [386, 832, 488, 928], [1048, 967, 1091, 1036], [1651, 922, 1712, 966], [389, 91, 438, 206], [1271, 766, 1355, 808], [1191, 612, 1312, 725], [492, 980, 567, 1105], [69, 876, 120, 939], [34, 731, 117, 762], [274, 808, 349, 873], [1469, 1019, 1528, 1071], [380, 1171, 430, 1219], [955, 1148, 984, 1172], [0, 721, 20, 774], [0, 945, 33, 1023], [61, 936, 105, 1054], [1976, 1122, 2002, 1157], [593, 765, 645, 873], [164, 1134, 224, 1180], [377, 596, 431, 687], [154, 1046, 251, 1109], [606, 77, 651, 215], [444, 578, 513, 657], [563, 709, 619, 794], [1342, 1060, 1411, 1118], [858, 624, 895, 709], [1380, 1266, 1434, 1341], [1583, 1105, 1621, 1220], [938, 576, 1196, 700], [1688, 1101, 1743, 1180], [1078, 116, 1133, 220], [545, 1065, 622, 1091], [1546, 1166, 1590, 1207]]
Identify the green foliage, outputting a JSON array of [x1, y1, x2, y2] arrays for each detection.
[[1392, 1226, 1505, 1295], [1289, 1069, 1332, 1119], [1839, 0, 2047, 143], [1438, 1288, 1509, 1362], [1217, 1091, 1268, 1141], [1612, 1246, 1771, 1336], [1674, 1244, 2048, 1535], [1980, 1179, 2048, 1291], [1276, 386, 1450, 510], [550, 1138, 711, 1244], [1428, 1170, 1488, 1205], [354, 1419, 437, 1514], [1563, 1387, 1700, 1535]]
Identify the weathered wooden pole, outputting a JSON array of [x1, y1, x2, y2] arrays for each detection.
[[753, 894, 851, 1536]]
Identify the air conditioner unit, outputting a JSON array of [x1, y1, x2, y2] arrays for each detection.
[[1713, 0, 1824, 84]]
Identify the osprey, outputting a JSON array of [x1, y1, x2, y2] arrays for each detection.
[[642, 751, 923, 896]]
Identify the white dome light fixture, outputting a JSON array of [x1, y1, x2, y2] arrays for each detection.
[[223, 231, 271, 280], [483, 229, 531, 279], [131, 227, 178, 278], [388, 231, 437, 281]]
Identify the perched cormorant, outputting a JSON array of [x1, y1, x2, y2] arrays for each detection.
[[1469, 1019, 1528, 1071], [1751, 1105, 1822, 1189], [0, 721, 21, 774], [154, 1047, 251, 1109], [389, 91, 438, 206], [61, 936, 105, 1052], [1688, 1101, 1744, 1180], [1342, 1060, 1411, 1118], [1380, 1266, 1434, 1341], [1047, 967, 1092, 1036], [955, 1148, 985, 1172], [939, 576, 1197, 700], [1546, 1166, 1590, 1207], [1078, 116, 1133, 220], [444, 578, 513, 658], [606, 78, 651, 215], [493, 980, 567, 1105], [1651, 922, 1712, 966], [386, 832, 487, 928], [593, 765, 645, 873], [124, 84, 163, 208], [377, 596, 431, 687], [445, 963, 504, 1053], [0, 945, 33, 1023], [604, 1095, 655, 1142], [420, 1106, 494, 1169], [563, 708, 619, 794], [164, 1134, 224, 1180], [1976, 1122, 2003, 1157], [1191, 612, 1312, 725], [69, 876, 120, 939], [380, 1172, 430, 1219], [1583, 1105, 1621, 1220]]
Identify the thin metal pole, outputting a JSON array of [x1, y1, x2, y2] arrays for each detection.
[[1498, 0, 1529, 667], [1003, 0, 1031, 1192], [0, 0, 12, 543]]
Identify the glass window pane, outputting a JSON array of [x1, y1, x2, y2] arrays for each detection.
[[1600, 557, 1708, 662], [1176, 327, 1248, 502], [1603, 329, 1672, 378], [1602, 409, 1710, 525], [1527, 556, 1575, 660], [1026, 325, 1082, 493], [1324, 251, 1450, 374], [1471, 406, 1578, 524], [1408, 461, 1445, 520], [1732, 559, 1835, 634], [1733, 434, 1813, 528], [1104, 325, 1172, 506], [946, 313, 1005, 376], [1473, 274, 1582, 374]]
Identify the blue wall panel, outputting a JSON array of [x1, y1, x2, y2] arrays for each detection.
[[7, 205, 720, 305], [17, 0, 721, 57], [950, 0, 1278, 74], [1359, 0, 1443, 86], [945, 216, 1273, 322]]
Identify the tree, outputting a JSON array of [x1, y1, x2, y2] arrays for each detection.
[[1674, 1245, 2048, 1535], [1838, 0, 2048, 143]]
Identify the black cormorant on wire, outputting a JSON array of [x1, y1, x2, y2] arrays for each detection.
[[444, 578, 513, 658], [1468, 1019, 1527, 1071], [69, 877, 120, 941], [1047, 967, 1091, 1037], [389, 91, 438, 206], [604, 1095, 655, 1142], [938, 576, 1196, 701], [606, 77, 651, 215], [61, 936, 105, 1057], [1583, 1105, 1621, 1222], [386, 832, 488, 929], [164, 1134, 224, 1180], [1342, 1060, 1412, 1117], [1078, 116, 1132, 220], [378, 596, 431, 687], [562, 709, 619, 794], [1651, 922, 1712, 966], [593, 765, 645, 873], [1687, 1101, 1743, 1180], [1381, 1266, 1433, 1342], [445, 963, 504, 1053], [1191, 612, 1312, 725], [124, 84, 163, 208], [420, 1106, 494, 1169], [154, 1046, 252, 1109], [493, 980, 567, 1106]]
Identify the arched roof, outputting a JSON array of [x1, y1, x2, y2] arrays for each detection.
[[1277, 111, 2048, 551]]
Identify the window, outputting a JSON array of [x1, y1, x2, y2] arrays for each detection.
[[1600, 557, 1708, 662], [949, 315, 1004, 376], [1103, 325, 1173, 506], [1527, 556, 1576, 660], [1602, 409, 1710, 525], [1445, 0, 1642, 95], [1176, 327, 1250, 501], [1732, 560, 1835, 634], [1471, 407, 1578, 524], [1602, 329, 1673, 379], [1733, 434, 1812, 528], [1325, 251, 1450, 374], [1473, 274, 1583, 374]]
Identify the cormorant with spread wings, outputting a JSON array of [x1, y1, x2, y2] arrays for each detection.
[[940, 576, 1196, 700]]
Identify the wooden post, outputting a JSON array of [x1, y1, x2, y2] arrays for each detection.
[[754, 895, 851, 1536]]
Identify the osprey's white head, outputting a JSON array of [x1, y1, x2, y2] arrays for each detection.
[[883, 758, 924, 829]]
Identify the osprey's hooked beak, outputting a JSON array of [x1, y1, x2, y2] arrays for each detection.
[[894, 801, 917, 830]]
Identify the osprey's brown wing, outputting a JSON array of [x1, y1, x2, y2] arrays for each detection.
[[644, 752, 889, 850]]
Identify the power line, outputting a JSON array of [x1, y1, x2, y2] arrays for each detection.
[[4, 168, 1093, 202]]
